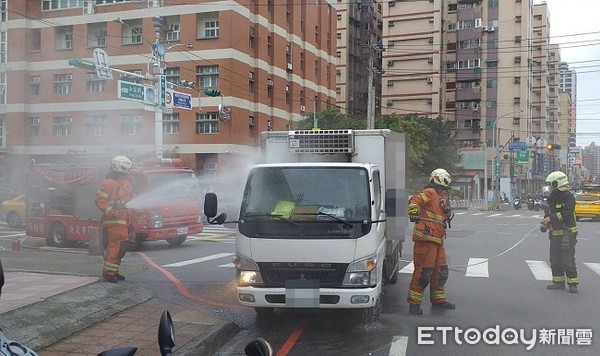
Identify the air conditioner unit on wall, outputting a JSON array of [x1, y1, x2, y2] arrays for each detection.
[[248, 117, 255, 127], [386, 100, 393, 107], [83, 0, 95, 15], [287, 63, 293, 71], [428, 57, 434, 64], [148, 0, 161, 8], [300, 105, 306, 112], [426, 77, 433, 84]]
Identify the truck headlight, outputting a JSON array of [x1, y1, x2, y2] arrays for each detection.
[[151, 211, 164, 229], [233, 255, 264, 286], [343, 255, 378, 287]]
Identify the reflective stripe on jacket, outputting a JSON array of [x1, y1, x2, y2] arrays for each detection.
[[545, 190, 578, 237], [409, 186, 451, 245], [95, 176, 133, 227]]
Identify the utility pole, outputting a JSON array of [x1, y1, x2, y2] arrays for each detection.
[[152, 16, 166, 159], [366, 34, 384, 130]]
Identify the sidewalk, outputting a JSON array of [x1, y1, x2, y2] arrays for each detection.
[[0, 246, 239, 355]]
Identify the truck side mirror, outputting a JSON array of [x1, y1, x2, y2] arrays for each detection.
[[204, 192, 218, 218]]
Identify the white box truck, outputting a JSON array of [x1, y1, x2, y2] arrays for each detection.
[[230, 129, 407, 316]]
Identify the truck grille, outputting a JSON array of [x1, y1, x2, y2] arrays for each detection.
[[288, 130, 354, 154], [258, 262, 348, 287]]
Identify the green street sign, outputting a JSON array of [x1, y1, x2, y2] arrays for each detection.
[[118, 80, 145, 102], [516, 150, 529, 163], [68, 58, 96, 71]]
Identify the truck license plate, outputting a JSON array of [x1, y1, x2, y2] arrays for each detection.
[[177, 227, 188, 235]]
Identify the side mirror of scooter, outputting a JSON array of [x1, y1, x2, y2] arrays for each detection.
[[244, 337, 273, 356], [158, 310, 176, 356]]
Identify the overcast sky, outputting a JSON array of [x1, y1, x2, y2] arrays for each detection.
[[535, 0, 600, 148]]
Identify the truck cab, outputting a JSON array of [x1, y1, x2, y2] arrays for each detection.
[[231, 129, 407, 317]]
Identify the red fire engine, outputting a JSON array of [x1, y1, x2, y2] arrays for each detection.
[[25, 157, 204, 250]]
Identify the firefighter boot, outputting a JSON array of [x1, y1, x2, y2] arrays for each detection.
[[103, 274, 119, 283], [432, 301, 456, 309], [547, 283, 565, 290], [409, 304, 423, 315], [569, 285, 578, 294], [115, 273, 125, 281]]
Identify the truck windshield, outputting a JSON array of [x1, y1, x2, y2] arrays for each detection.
[[239, 166, 370, 238], [144, 171, 200, 201]]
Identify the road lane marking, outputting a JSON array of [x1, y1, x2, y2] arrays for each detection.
[[162, 253, 234, 267], [584, 263, 600, 277], [218, 263, 235, 268], [487, 213, 502, 217], [389, 335, 408, 356], [399, 261, 414, 274], [471, 213, 486, 216], [465, 258, 489, 278], [525, 260, 552, 281]]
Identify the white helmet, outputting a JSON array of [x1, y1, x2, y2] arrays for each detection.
[[430, 168, 451, 187], [110, 155, 132, 173], [545, 171, 569, 191]]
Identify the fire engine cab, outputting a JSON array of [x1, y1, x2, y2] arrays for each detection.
[[25, 157, 204, 250]]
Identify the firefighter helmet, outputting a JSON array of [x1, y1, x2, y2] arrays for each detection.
[[110, 155, 132, 173], [545, 171, 569, 191], [430, 168, 451, 187]]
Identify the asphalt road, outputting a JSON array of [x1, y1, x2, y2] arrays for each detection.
[[1, 210, 599, 355]]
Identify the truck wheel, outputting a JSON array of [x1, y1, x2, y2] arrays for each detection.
[[6, 211, 22, 228], [388, 247, 401, 285], [167, 235, 187, 246], [129, 231, 143, 251], [48, 222, 68, 247]]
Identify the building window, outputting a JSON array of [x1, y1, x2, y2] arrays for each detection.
[[249, 27, 255, 48], [486, 60, 498, 68], [85, 116, 106, 136], [54, 74, 73, 94], [197, 12, 219, 38], [87, 23, 107, 47], [197, 65, 219, 87], [120, 70, 143, 85], [197, 112, 219, 134], [486, 79, 497, 88], [52, 116, 72, 137], [42, 0, 85, 10], [121, 20, 143, 45], [0, 32, 6, 63], [457, 59, 481, 69], [55, 26, 73, 50], [166, 22, 180, 42], [86, 73, 106, 92], [29, 117, 40, 137], [248, 72, 255, 92], [30, 29, 41, 51], [163, 113, 180, 134], [164, 67, 180, 89], [120, 115, 141, 135], [0, 0, 6, 22], [30, 76, 40, 95], [514, 76, 521, 84], [0, 115, 3, 147]]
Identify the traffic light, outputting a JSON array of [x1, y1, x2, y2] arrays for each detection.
[[204, 88, 221, 97], [546, 144, 562, 150], [68, 58, 96, 71]]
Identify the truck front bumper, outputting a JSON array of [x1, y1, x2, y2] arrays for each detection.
[[237, 285, 380, 309], [146, 223, 203, 241]]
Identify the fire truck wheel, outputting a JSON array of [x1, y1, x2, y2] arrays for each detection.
[[6, 211, 22, 228], [166, 236, 187, 246], [48, 222, 68, 247]]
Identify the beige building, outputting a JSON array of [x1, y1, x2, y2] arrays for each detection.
[[0, 0, 337, 188], [378, 0, 571, 198]]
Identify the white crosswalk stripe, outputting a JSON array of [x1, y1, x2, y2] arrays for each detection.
[[162, 252, 234, 267], [398, 259, 600, 282], [465, 258, 489, 278]]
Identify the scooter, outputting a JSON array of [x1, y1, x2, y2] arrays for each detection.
[[527, 197, 534, 211], [513, 197, 521, 210], [534, 197, 542, 211]]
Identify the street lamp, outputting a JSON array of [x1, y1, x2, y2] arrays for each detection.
[[490, 110, 523, 209]]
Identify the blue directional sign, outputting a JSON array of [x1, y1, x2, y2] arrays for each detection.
[[172, 91, 192, 110], [508, 141, 527, 152]]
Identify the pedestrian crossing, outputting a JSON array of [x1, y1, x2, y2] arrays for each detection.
[[453, 211, 545, 219], [187, 225, 236, 243], [399, 258, 600, 281]]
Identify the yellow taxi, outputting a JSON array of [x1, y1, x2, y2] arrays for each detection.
[[1, 193, 26, 228], [574, 191, 600, 221]]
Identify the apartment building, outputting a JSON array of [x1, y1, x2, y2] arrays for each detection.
[[0, 0, 337, 188], [559, 61, 577, 148], [334, 0, 383, 118], [380, 0, 573, 197]]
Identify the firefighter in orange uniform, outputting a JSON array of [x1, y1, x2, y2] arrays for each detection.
[[407, 168, 455, 315], [95, 156, 134, 283]]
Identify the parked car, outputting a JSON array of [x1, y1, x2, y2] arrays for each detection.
[[1, 193, 26, 228], [574, 192, 600, 221]]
